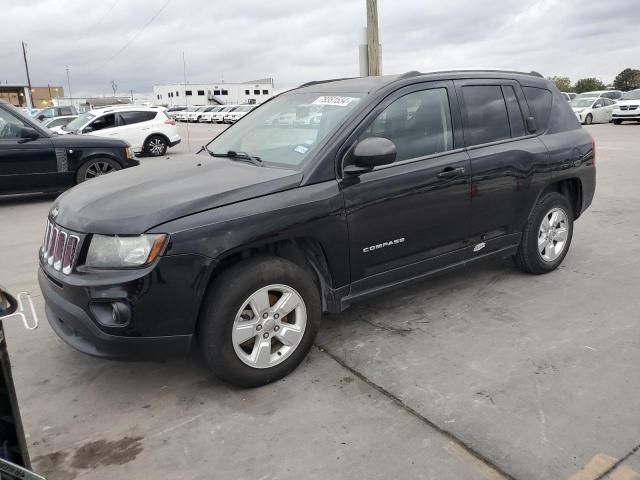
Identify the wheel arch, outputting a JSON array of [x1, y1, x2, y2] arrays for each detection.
[[144, 132, 170, 148], [538, 177, 583, 219], [74, 153, 124, 184], [195, 237, 337, 324]]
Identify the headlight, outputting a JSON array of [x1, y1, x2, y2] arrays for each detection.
[[125, 146, 135, 160], [85, 234, 168, 268]]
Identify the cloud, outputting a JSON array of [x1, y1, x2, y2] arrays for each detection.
[[3, 0, 640, 95]]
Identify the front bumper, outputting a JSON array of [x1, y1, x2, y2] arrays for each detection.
[[38, 252, 214, 360], [612, 112, 640, 120]]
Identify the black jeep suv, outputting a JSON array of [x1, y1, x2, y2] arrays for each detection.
[[0, 100, 138, 196], [38, 70, 595, 386]]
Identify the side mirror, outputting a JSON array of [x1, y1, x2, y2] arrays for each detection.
[[0, 288, 17, 318], [17, 127, 40, 144], [82, 126, 94, 133], [526, 116, 537, 134], [344, 137, 397, 175]]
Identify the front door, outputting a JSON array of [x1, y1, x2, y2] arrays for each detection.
[[0, 107, 57, 195], [340, 82, 472, 295]]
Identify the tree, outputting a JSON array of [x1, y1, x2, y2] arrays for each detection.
[[574, 77, 606, 93], [613, 68, 640, 91], [548, 76, 573, 92]]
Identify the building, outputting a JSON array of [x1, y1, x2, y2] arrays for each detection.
[[53, 96, 132, 113], [153, 78, 274, 107], [0, 84, 65, 108]]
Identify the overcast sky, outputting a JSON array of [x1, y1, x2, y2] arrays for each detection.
[[3, 0, 639, 95]]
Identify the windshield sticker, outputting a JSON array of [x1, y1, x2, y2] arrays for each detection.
[[311, 96, 356, 107], [294, 145, 309, 154]]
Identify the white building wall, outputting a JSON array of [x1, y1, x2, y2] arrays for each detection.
[[153, 79, 275, 107]]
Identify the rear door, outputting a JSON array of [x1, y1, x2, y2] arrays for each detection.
[[454, 79, 550, 258], [0, 106, 58, 195], [340, 81, 472, 292], [114, 111, 157, 150]]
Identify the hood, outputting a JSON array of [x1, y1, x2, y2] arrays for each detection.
[[49, 133, 129, 149], [614, 99, 640, 107], [52, 155, 303, 234]]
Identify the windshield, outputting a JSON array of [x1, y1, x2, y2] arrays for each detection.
[[571, 99, 596, 108], [235, 106, 253, 112], [206, 92, 361, 168], [621, 90, 640, 100], [65, 112, 95, 131]]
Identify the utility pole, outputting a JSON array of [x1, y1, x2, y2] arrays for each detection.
[[366, 0, 381, 76], [65, 65, 73, 105], [21, 42, 33, 107]]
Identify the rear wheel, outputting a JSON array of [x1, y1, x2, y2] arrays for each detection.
[[198, 257, 321, 387], [515, 192, 573, 274], [76, 158, 121, 183], [144, 135, 168, 156]]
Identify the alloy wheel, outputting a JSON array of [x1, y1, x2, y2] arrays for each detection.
[[84, 161, 115, 180], [231, 284, 307, 369], [148, 138, 166, 155], [538, 207, 569, 262]]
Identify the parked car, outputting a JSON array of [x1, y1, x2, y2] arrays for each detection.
[[611, 89, 640, 124], [50, 106, 180, 156], [0, 100, 137, 196], [42, 115, 78, 129], [223, 105, 255, 123], [38, 70, 595, 387], [199, 106, 225, 123], [571, 97, 616, 124], [185, 106, 210, 122], [211, 105, 237, 123], [166, 106, 187, 119], [31, 105, 77, 122], [574, 90, 623, 101], [175, 106, 205, 122]]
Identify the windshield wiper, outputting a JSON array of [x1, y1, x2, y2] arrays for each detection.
[[211, 150, 263, 166]]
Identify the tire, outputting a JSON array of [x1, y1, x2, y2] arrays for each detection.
[[584, 114, 593, 125], [514, 192, 574, 274], [197, 257, 321, 387], [144, 135, 168, 156], [76, 158, 121, 184], [613, 119, 622, 125]]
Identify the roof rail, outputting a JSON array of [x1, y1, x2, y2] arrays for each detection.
[[399, 70, 422, 79], [297, 77, 357, 88]]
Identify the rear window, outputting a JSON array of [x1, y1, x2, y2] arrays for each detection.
[[522, 87, 552, 132], [118, 111, 157, 125], [461, 85, 511, 146]]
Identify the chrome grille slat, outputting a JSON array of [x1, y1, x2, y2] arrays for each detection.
[[41, 220, 82, 275]]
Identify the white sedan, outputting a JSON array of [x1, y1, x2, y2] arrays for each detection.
[[571, 97, 617, 125]]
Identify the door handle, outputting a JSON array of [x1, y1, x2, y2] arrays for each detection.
[[437, 166, 465, 179]]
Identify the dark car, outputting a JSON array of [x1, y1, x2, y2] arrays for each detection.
[[38, 70, 596, 387], [0, 100, 139, 196]]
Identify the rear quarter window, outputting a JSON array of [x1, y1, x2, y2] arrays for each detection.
[[522, 87, 552, 132]]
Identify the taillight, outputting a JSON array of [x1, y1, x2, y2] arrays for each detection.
[[164, 118, 176, 125]]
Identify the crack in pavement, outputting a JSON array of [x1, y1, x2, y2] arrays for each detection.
[[315, 344, 515, 480]]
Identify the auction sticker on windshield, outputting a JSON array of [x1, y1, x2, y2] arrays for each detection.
[[312, 96, 357, 107]]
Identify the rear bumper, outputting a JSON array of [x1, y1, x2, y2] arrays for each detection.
[[39, 269, 192, 359], [169, 137, 181, 148]]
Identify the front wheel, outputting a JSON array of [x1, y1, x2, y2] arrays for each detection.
[[76, 158, 121, 183], [514, 192, 573, 274], [144, 135, 168, 156], [613, 119, 622, 125], [198, 257, 321, 387]]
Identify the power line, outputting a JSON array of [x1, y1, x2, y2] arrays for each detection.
[[95, 0, 171, 70], [78, 0, 123, 42]]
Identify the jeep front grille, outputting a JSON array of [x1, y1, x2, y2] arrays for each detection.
[[41, 220, 81, 275]]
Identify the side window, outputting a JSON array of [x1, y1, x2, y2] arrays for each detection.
[[61, 107, 73, 115], [358, 88, 453, 163], [88, 114, 115, 131], [0, 108, 26, 139], [522, 87, 552, 132], [118, 111, 157, 125], [502, 86, 526, 138], [594, 99, 604, 108], [461, 85, 511, 146]]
